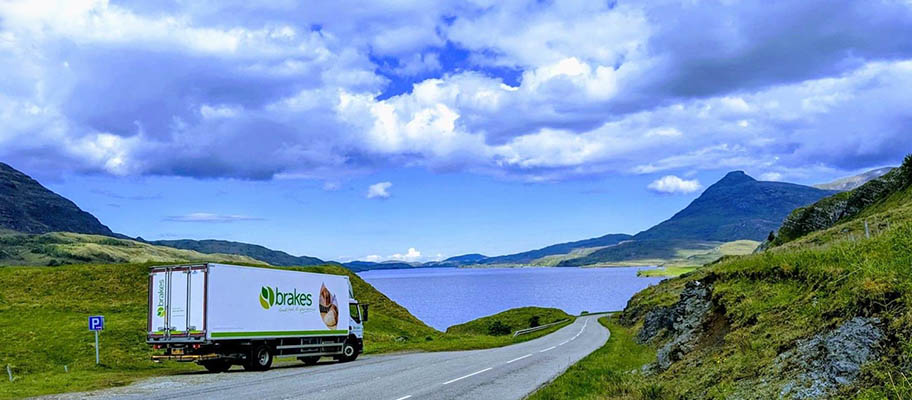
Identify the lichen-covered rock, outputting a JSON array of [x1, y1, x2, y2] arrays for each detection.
[[776, 317, 884, 400], [653, 280, 715, 370], [637, 305, 674, 344]]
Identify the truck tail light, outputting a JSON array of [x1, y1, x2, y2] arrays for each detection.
[[192, 344, 201, 349], [153, 345, 162, 349]]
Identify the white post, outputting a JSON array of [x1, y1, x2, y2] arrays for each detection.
[[65, 365, 68, 373], [6, 364, 11, 382], [865, 220, 871, 239], [95, 330, 100, 365]]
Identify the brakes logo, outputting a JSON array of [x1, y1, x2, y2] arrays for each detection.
[[259, 286, 275, 309], [260, 286, 312, 310]]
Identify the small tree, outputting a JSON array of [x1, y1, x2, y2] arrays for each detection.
[[528, 315, 541, 328], [487, 320, 512, 336]]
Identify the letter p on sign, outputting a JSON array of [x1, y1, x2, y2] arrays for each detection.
[[89, 315, 104, 331]]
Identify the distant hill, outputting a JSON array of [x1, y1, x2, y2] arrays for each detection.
[[0, 162, 114, 236], [480, 233, 633, 266], [342, 260, 419, 272], [814, 166, 894, 191], [149, 239, 323, 266], [558, 171, 833, 267], [0, 231, 266, 266]]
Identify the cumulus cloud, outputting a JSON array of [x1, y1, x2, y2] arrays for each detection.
[[648, 176, 702, 194], [366, 181, 392, 199], [390, 247, 421, 262], [360, 247, 423, 262], [0, 0, 910, 183], [163, 213, 264, 223]]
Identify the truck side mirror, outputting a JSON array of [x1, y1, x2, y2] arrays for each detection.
[[361, 304, 369, 322]]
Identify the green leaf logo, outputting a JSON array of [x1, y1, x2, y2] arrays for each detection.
[[259, 286, 275, 309], [156, 306, 166, 317]]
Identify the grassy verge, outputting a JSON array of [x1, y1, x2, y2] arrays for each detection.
[[528, 316, 656, 400], [0, 262, 571, 399], [637, 265, 698, 277]]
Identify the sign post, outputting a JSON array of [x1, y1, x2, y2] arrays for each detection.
[[88, 316, 104, 364]]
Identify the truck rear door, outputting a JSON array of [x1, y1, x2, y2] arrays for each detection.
[[148, 265, 207, 340]]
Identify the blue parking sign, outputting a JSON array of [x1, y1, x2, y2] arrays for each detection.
[[88, 315, 104, 331]]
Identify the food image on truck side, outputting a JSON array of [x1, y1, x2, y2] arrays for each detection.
[[319, 283, 339, 329]]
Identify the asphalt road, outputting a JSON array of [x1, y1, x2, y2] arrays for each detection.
[[46, 315, 609, 400]]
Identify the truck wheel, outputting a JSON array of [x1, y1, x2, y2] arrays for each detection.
[[201, 359, 231, 373], [298, 356, 320, 365], [339, 341, 358, 362], [244, 345, 273, 371]]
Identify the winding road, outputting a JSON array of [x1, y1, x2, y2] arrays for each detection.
[[44, 315, 609, 400]]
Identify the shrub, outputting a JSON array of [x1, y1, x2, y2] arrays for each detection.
[[487, 320, 512, 336], [528, 315, 541, 328]]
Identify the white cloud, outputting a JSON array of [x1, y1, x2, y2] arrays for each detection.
[[760, 172, 784, 181], [390, 247, 421, 262], [366, 181, 392, 199], [648, 176, 702, 194], [163, 213, 264, 223]]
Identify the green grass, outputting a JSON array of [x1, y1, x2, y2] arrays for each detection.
[[0, 262, 572, 399], [637, 265, 699, 277], [599, 221, 912, 398], [0, 232, 265, 266], [446, 307, 571, 335], [528, 316, 656, 400]]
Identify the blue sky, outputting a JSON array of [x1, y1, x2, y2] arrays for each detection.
[[2, 0, 911, 261]]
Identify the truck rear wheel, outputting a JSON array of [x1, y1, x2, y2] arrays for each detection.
[[244, 345, 273, 371], [201, 359, 231, 373]]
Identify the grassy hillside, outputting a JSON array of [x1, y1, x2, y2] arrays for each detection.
[[557, 239, 758, 269], [0, 262, 434, 398], [533, 161, 912, 399], [446, 307, 571, 335], [148, 239, 323, 267], [773, 155, 912, 247], [0, 262, 573, 398], [0, 232, 265, 266]]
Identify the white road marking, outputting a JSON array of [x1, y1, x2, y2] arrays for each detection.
[[559, 340, 569, 346], [443, 368, 493, 385], [506, 354, 533, 364], [395, 396, 412, 400], [539, 346, 556, 353]]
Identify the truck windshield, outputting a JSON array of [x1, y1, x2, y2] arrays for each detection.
[[349, 304, 361, 323]]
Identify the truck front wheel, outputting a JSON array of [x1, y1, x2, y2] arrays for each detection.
[[338, 341, 358, 362], [244, 345, 273, 371]]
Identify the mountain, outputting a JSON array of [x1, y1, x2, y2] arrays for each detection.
[[558, 171, 834, 267], [480, 233, 633, 265], [149, 239, 323, 266], [342, 260, 419, 272], [813, 166, 894, 191], [0, 162, 114, 236], [442, 253, 488, 264], [633, 171, 835, 242]]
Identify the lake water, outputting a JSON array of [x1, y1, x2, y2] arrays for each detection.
[[358, 267, 664, 331]]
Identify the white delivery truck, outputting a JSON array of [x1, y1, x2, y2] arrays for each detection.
[[147, 263, 368, 372]]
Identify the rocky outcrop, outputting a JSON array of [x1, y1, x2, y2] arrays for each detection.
[[637, 305, 675, 344], [776, 317, 884, 399], [635, 280, 718, 371]]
